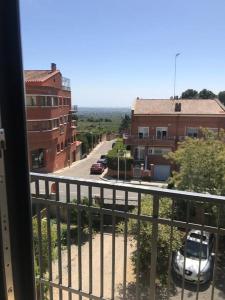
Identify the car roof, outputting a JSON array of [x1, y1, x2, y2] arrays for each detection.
[[187, 230, 210, 245]]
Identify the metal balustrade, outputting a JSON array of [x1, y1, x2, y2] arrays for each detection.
[[31, 173, 225, 300]]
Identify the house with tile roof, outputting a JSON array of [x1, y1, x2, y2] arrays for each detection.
[[124, 98, 225, 180], [25, 63, 80, 172]]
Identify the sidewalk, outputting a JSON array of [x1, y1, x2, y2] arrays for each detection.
[[100, 170, 167, 188]]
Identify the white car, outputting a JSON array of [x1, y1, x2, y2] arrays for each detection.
[[173, 230, 215, 284]]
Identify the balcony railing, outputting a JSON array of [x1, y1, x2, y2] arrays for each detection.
[[125, 135, 178, 147], [62, 77, 71, 91], [31, 173, 225, 300]]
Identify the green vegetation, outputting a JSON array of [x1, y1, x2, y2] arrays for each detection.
[[166, 130, 225, 227], [180, 88, 218, 99], [181, 89, 198, 99], [107, 138, 133, 171], [77, 132, 101, 155], [77, 107, 130, 135], [118, 197, 183, 286], [33, 217, 57, 299], [166, 130, 225, 195], [218, 91, 225, 105], [119, 114, 131, 133]]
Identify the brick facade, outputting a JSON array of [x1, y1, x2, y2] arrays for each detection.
[[125, 98, 225, 180], [25, 64, 78, 173]]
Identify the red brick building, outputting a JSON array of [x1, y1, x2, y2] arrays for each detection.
[[25, 63, 80, 173], [125, 98, 225, 180]]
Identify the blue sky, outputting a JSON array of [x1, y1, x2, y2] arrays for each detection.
[[20, 0, 225, 107]]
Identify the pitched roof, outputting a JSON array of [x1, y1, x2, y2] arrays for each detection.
[[24, 70, 59, 83], [133, 98, 225, 115]]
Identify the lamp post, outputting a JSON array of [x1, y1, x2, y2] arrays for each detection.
[[173, 53, 180, 99]]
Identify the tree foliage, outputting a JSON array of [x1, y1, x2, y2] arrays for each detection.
[[181, 89, 198, 99], [119, 114, 131, 133], [166, 130, 225, 195], [218, 91, 225, 105], [118, 197, 183, 286], [107, 138, 133, 170], [198, 89, 216, 99]]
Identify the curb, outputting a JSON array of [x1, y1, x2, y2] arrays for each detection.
[[99, 171, 167, 188]]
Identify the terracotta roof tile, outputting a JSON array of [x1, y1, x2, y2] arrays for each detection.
[[133, 99, 225, 115], [24, 70, 59, 83]]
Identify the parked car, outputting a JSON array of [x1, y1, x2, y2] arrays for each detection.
[[97, 157, 108, 167], [173, 230, 215, 284], [90, 163, 105, 174]]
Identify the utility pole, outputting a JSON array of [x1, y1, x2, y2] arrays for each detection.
[[173, 53, 180, 99]]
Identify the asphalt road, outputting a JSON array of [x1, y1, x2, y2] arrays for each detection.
[[32, 140, 139, 204]]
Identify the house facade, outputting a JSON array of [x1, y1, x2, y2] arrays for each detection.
[[25, 63, 79, 172], [125, 98, 225, 180]]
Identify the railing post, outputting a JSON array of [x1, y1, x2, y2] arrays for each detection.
[[149, 195, 159, 300]]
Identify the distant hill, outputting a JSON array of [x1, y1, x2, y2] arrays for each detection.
[[77, 107, 130, 118]]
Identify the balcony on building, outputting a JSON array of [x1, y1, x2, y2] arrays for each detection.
[[124, 134, 177, 147], [62, 76, 71, 91]]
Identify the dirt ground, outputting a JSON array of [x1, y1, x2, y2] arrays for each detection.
[[50, 233, 225, 300]]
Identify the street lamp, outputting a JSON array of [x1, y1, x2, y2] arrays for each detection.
[[173, 53, 180, 99]]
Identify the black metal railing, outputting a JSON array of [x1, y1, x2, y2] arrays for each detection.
[[31, 173, 225, 300]]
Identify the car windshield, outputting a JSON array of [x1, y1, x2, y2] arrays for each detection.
[[180, 240, 208, 259]]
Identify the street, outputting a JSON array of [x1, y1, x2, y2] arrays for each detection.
[[31, 140, 139, 204], [55, 140, 114, 180]]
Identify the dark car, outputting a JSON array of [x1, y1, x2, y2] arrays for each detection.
[[97, 158, 108, 167], [90, 163, 105, 174]]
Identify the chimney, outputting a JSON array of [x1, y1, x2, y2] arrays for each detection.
[[51, 63, 56, 72], [175, 102, 181, 112]]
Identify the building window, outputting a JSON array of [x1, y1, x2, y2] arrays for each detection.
[[37, 96, 46, 106], [138, 127, 149, 138], [64, 115, 68, 123], [60, 116, 64, 124], [65, 140, 68, 148], [59, 97, 63, 106], [135, 146, 145, 160], [156, 127, 168, 139], [53, 97, 58, 106], [148, 147, 171, 155], [52, 119, 59, 129], [186, 127, 198, 138], [61, 142, 64, 150], [57, 144, 60, 153], [46, 96, 52, 106], [31, 149, 45, 169], [26, 96, 36, 106]]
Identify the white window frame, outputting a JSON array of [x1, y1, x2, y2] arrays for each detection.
[[148, 147, 171, 155], [137, 146, 145, 160], [156, 127, 168, 139], [186, 127, 198, 138], [138, 127, 149, 138]]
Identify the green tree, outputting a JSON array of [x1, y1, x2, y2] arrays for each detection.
[[181, 89, 198, 99], [166, 130, 225, 195], [198, 89, 216, 99], [119, 114, 131, 133], [218, 91, 225, 105], [33, 217, 57, 299], [118, 197, 183, 286]]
